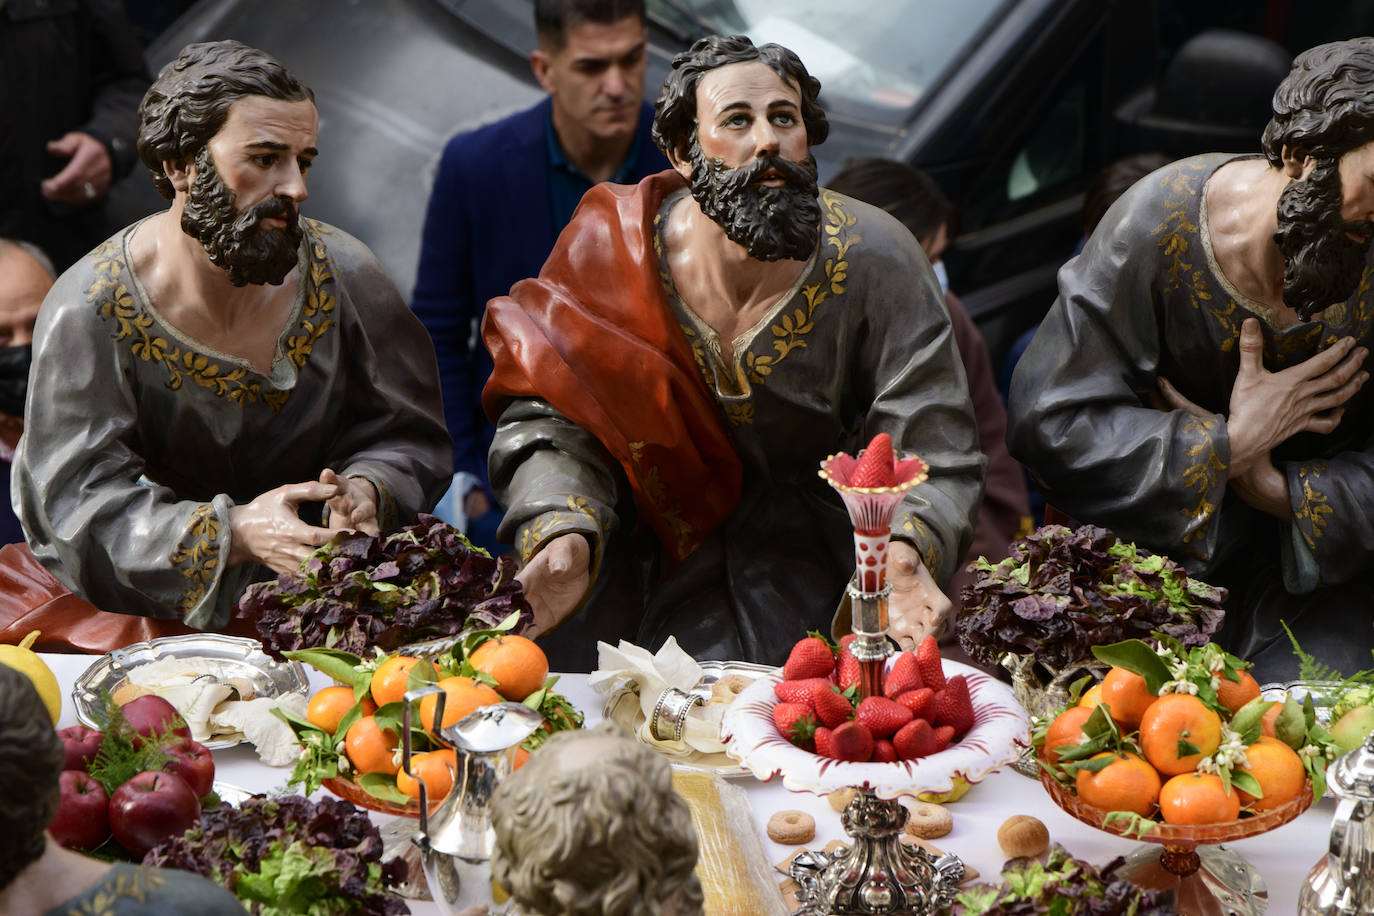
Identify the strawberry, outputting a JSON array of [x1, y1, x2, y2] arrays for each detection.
[[895, 687, 936, 722], [933, 724, 957, 752], [915, 635, 946, 692], [850, 432, 897, 488], [783, 636, 835, 681], [812, 682, 857, 729], [855, 696, 913, 739], [883, 651, 923, 698], [772, 702, 817, 748], [934, 674, 975, 735], [893, 718, 937, 760], [873, 739, 898, 763], [814, 726, 835, 759], [830, 721, 874, 762], [774, 677, 829, 708], [836, 641, 862, 690]]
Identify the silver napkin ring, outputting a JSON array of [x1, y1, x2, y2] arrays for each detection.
[[649, 686, 703, 742]]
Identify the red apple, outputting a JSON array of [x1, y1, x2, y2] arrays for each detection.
[[119, 695, 190, 746], [163, 739, 215, 799], [49, 770, 110, 850], [108, 770, 201, 858], [58, 725, 105, 772]]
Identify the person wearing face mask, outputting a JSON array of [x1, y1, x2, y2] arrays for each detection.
[[0, 241, 54, 547], [0, 41, 451, 651], [1009, 38, 1374, 680], [827, 159, 1031, 657]]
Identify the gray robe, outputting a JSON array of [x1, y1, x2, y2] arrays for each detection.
[[1009, 154, 1374, 677], [14, 219, 452, 629], [491, 189, 984, 669]]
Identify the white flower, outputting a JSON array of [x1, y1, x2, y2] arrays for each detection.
[[1160, 679, 1198, 696], [1197, 755, 1217, 774], [337, 755, 352, 774]]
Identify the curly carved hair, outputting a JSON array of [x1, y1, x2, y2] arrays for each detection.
[[1261, 37, 1374, 165], [137, 39, 313, 200], [0, 664, 63, 892], [653, 34, 827, 163], [489, 723, 704, 916]]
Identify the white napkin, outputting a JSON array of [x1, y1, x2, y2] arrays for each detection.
[[588, 637, 727, 754]]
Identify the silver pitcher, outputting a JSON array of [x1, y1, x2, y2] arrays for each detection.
[[403, 685, 544, 913], [1299, 731, 1374, 915]]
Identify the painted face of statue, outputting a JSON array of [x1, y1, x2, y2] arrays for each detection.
[[181, 95, 318, 287], [687, 61, 820, 262], [1275, 141, 1374, 319]]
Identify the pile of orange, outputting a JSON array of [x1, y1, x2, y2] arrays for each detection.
[[1040, 662, 1306, 826], [302, 634, 553, 805]]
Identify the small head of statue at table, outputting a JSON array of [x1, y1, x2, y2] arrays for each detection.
[[488, 722, 704, 916], [0, 665, 245, 915]]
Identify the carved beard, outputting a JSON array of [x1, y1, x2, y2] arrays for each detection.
[[181, 146, 303, 287], [1274, 156, 1374, 320], [686, 139, 821, 262]]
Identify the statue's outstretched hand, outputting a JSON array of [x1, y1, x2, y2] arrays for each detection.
[[1223, 317, 1366, 474], [229, 481, 340, 573], [516, 533, 591, 638], [320, 468, 379, 535], [886, 540, 953, 650]]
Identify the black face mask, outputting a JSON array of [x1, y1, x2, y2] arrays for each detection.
[[0, 344, 32, 417]]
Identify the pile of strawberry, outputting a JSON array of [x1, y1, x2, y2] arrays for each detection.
[[771, 632, 976, 763]]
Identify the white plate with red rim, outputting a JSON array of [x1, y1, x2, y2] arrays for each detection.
[[721, 658, 1029, 799]]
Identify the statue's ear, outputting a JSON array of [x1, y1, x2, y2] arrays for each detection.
[[163, 157, 192, 193], [666, 135, 694, 182], [1280, 144, 1310, 179]]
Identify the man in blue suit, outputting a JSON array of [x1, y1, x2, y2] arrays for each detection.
[[412, 0, 669, 551]]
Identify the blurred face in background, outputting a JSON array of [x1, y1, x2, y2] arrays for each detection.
[[532, 15, 647, 147]]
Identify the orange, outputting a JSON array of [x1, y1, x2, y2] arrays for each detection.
[[513, 746, 530, 770], [1078, 684, 1105, 712], [1236, 736, 1305, 813], [344, 715, 400, 776], [1215, 670, 1261, 715], [1100, 667, 1156, 727], [1159, 771, 1240, 825], [370, 655, 423, 707], [1042, 706, 1094, 764], [419, 676, 503, 738], [468, 635, 549, 701], [1260, 702, 1283, 739], [396, 749, 457, 802], [1074, 751, 1161, 817], [1139, 693, 1222, 776], [307, 686, 377, 735]]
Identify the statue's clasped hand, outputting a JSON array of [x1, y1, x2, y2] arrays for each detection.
[[228, 470, 378, 574], [886, 540, 953, 650]]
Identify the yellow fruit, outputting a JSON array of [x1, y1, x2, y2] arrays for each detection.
[[918, 775, 971, 803], [0, 631, 60, 723]]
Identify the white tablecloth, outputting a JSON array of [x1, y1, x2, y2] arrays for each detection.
[[44, 653, 1332, 913]]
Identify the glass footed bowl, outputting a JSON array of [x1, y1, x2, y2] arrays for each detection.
[[1039, 769, 1314, 847], [721, 658, 1029, 799], [322, 775, 444, 819]]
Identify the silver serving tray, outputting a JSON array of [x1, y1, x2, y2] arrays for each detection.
[[603, 659, 776, 777], [72, 634, 310, 749]]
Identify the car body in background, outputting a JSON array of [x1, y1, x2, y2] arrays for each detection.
[[109, 0, 1373, 370]]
